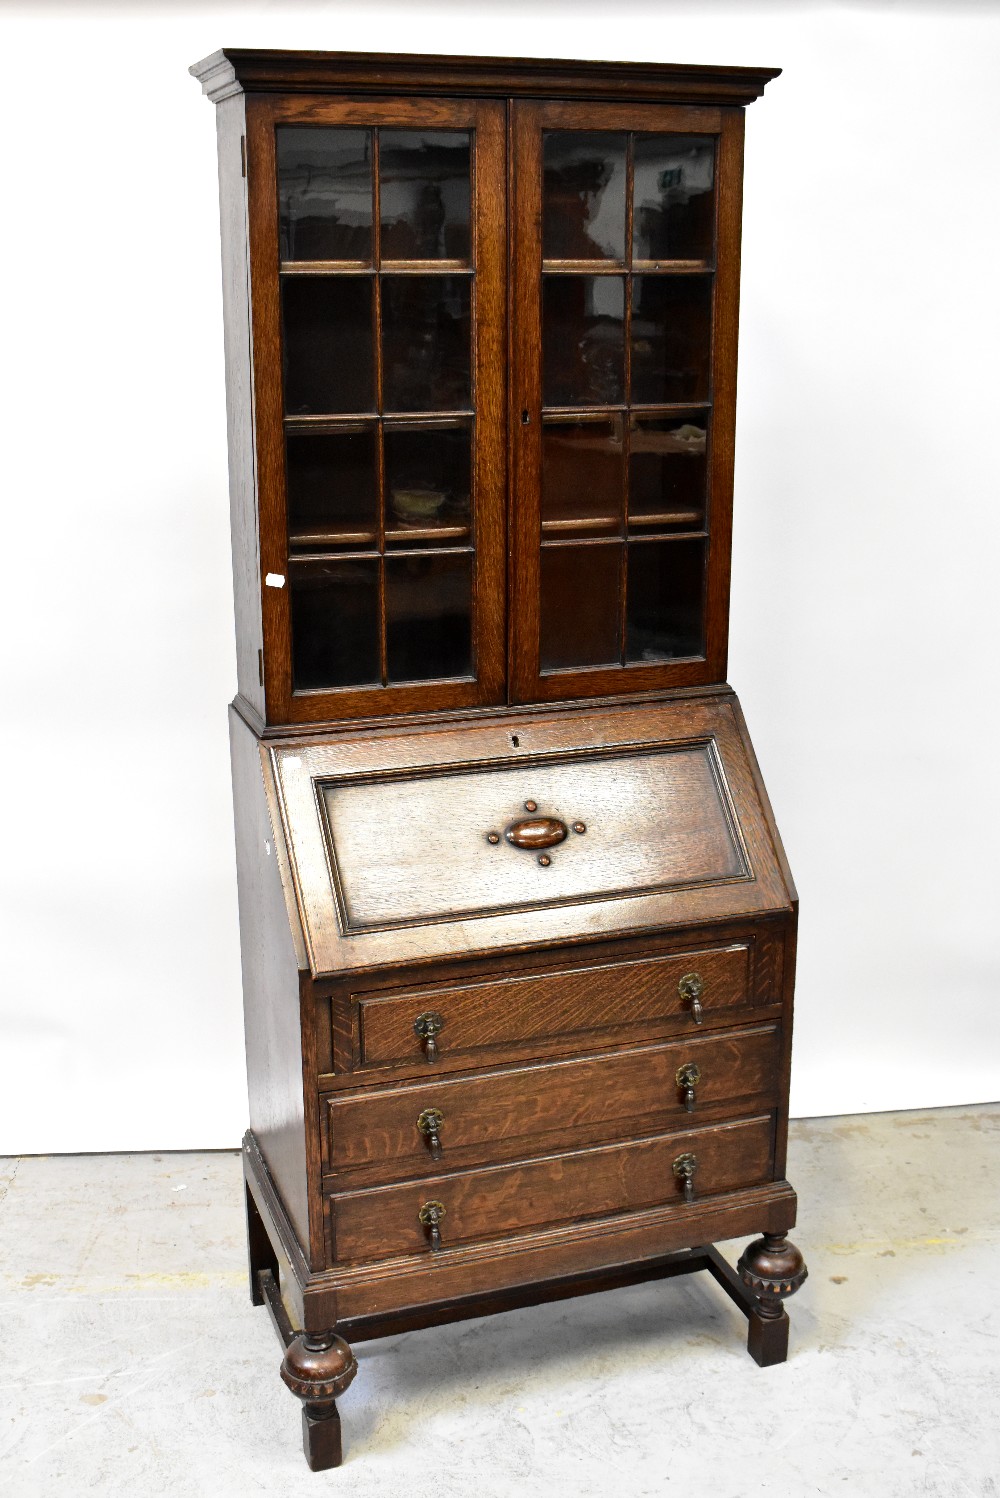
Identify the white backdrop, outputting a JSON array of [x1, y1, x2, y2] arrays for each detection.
[[1, 0, 998, 1154]]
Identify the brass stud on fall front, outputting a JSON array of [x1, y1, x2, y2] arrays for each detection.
[[538, 854, 551, 867], [524, 800, 537, 813], [487, 832, 501, 845], [572, 821, 586, 834]]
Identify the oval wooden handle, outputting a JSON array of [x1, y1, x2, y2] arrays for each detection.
[[504, 816, 568, 850]]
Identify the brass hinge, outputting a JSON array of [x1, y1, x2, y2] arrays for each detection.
[[240, 135, 247, 177]]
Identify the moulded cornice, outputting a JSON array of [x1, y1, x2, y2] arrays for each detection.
[[189, 48, 781, 108]]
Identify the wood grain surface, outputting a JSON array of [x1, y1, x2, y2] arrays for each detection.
[[329, 1112, 775, 1262], [325, 1023, 780, 1182], [323, 739, 746, 931], [230, 710, 312, 1255], [214, 95, 265, 720], [243, 1124, 795, 1333], [269, 693, 793, 974], [356, 942, 752, 1068]]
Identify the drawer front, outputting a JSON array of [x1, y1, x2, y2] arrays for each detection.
[[329, 1113, 775, 1263], [325, 1024, 780, 1179], [356, 943, 752, 1070]]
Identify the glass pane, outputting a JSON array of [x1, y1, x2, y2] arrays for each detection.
[[277, 127, 372, 262], [542, 417, 624, 535], [386, 553, 473, 681], [286, 429, 378, 547], [543, 133, 627, 260], [625, 538, 706, 662], [281, 277, 374, 416], [633, 135, 715, 262], [629, 415, 708, 527], [540, 543, 621, 671], [543, 276, 625, 406], [290, 558, 380, 690], [380, 131, 471, 260], [385, 422, 472, 542], [631, 275, 713, 405], [381, 276, 471, 412]]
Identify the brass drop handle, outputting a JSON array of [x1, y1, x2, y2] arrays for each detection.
[[675, 1062, 701, 1113], [417, 1107, 445, 1159], [673, 1152, 698, 1203], [678, 972, 704, 1025], [413, 1011, 444, 1062], [418, 1199, 446, 1251]]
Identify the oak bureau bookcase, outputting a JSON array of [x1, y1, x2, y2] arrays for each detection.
[[191, 47, 806, 1471]]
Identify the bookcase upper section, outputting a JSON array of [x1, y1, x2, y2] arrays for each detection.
[[193, 51, 778, 729]]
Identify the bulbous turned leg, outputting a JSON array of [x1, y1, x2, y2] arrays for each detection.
[[736, 1233, 808, 1367], [279, 1331, 358, 1471]]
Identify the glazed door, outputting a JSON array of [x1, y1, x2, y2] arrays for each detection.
[[246, 96, 507, 723], [509, 100, 744, 702]]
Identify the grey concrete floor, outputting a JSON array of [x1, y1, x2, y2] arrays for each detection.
[[1, 1106, 997, 1497]]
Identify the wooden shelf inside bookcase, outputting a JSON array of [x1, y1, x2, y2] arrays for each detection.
[[540, 512, 703, 536], [541, 258, 714, 273], [288, 526, 472, 550]]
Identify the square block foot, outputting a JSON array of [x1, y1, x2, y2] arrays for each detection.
[[303, 1406, 343, 1471], [747, 1308, 789, 1367]]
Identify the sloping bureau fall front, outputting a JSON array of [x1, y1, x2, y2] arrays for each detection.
[[192, 47, 806, 1470]]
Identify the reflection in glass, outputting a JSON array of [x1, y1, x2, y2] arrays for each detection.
[[277, 128, 373, 262], [380, 131, 471, 260], [540, 543, 621, 670], [629, 415, 708, 526], [281, 277, 374, 415], [381, 276, 471, 412], [543, 276, 625, 406], [543, 133, 628, 260], [286, 429, 378, 545], [631, 275, 713, 405], [290, 558, 380, 689], [625, 538, 705, 662], [542, 417, 624, 534], [386, 553, 473, 680], [385, 422, 472, 540], [633, 135, 715, 262]]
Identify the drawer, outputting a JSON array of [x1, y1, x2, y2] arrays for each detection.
[[329, 1113, 775, 1264], [354, 943, 753, 1071], [324, 1024, 780, 1182]]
